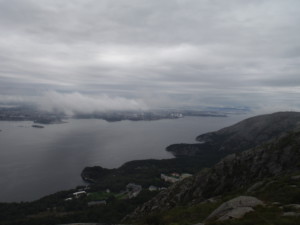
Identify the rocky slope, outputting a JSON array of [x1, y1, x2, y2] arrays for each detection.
[[83, 112, 300, 194], [128, 130, 300, 220], [167, 111, 300, 157]]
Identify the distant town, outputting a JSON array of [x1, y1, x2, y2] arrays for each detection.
[[0, 105, 250, 124], [0, 106, 65, 124]]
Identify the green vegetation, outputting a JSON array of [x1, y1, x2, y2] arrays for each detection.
[[254, 175, 300, 204], [87, 191, 112, 201], [82, 155, 227, 193], [132, 172, 300, 225], [138, 201, 221, 225], [136, 203, 299, 225], [208, 206, 300, 225], [0, 189, 157, 225]]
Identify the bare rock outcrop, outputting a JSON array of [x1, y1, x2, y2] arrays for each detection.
[[127, 131, 300, 220], [205, 196, 264, 221]]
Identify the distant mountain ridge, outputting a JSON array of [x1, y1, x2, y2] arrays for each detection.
[[167, 111, 300, 157]]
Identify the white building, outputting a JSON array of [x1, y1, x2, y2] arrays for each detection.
[[73, 191, 86, 198]]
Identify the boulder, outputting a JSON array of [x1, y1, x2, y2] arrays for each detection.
[[246, 181, 264, 193], [285, 204, 300, 209], [218, 207, 253, 221], [206, 196, 264, 221], [291, 175, 300, 180]]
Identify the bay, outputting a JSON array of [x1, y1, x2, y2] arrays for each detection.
[[0, 115, 248, 202]]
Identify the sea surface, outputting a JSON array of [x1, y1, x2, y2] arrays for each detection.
[[0, 115, 248, 202]]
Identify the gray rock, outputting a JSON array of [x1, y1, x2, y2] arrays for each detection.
[[284, 204, 300, 209], [291, 175, 300, 180], [206, 196, 264, 221], [283, 212, 300, 217], [246, 181, 265, 193], [272, 202, 281, 206], [200, 197, 220, 204], [218, 207, 254, 221]]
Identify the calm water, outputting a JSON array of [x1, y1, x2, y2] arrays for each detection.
[[0, 115, 248, 202]]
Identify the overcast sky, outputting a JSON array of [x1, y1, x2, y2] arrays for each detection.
[[0, 0, 299, 113]]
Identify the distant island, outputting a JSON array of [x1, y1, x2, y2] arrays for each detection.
[[32, 125, 44, 128]]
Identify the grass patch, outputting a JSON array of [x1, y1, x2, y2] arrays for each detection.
[[254, 175, 300, 204], [137, 201, 220, 225], [208, 206, 300, 225]]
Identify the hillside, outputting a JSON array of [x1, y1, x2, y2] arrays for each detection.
[[80, 112, 300, 224], [83, 112, 300, 193], [167, 111, 300, 157], [127, 130, 300, 224], [81, 155, 225, 193]]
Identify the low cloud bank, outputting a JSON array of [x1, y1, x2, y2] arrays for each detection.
[[0, 91, 148, 115], [1, 91, 300, 116]]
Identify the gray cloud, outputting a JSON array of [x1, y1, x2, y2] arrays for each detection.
[[36, 91, 148, 114], [0, 0, 299, 112], [0, 91, 148, 115]]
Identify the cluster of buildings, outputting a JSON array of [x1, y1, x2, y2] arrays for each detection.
[[0, 107, 63, 124], [75, 110, 185, 122], [148, 185, 167, 192], [64, 183, 145, 205], [64, 173, 193, 207], [64, 190, 88, 201], [169, 113, 183, 118]]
